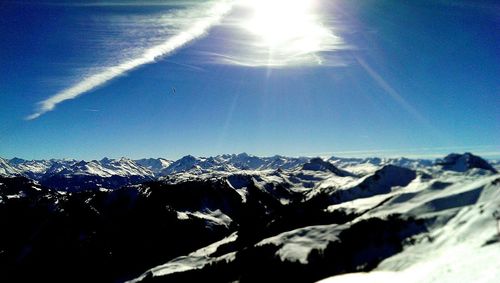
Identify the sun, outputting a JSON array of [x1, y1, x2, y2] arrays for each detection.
[[236, 0, 338, 67], [243, 0, 316, 47]]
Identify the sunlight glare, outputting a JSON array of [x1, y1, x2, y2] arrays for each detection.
[[245, 0, 313, 47], [238, 0, 339, 67]]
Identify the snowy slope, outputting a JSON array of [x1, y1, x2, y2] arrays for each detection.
[[134, 158, 172, 175], [17, 159, 68, 178], [98, 157, 153, 177], [127, 233, 239, 283], [329, 156, 433, 176], [2, 152, 498, 283], [1, 158, 154, 179], [125, 153, 499, 283], [45, 158, 153, 178], [317, 174, 500, 283], [43, 159, 78, 175], [309, 165, 418, 205], [0, 158, 21, 176], [490, 159, 500, 172]]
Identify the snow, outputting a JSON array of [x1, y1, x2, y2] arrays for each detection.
[[302, 158, 352, 176], [1, 157, 153, 179], [226, 174, 251, 202], [257, 224, 344, 264], [0, 157, 22, 176], [316, 173, 500, 283], [176, 211, 190, 220], [329, 156, 433, 173], [91, 152, 499, 283], [177, 209, 233, 228], [317, 236, 499, 283], [2, 152, 494, 184], [6, 194, 23, 199], [436, 152, 497, 173], [160, 153, 308, 175], [16, 160, 59, 175], [134, 158, 172, 175], [326, 193, 393, 215], [126, 233, 238, 283], [307, 165, 417, 206]]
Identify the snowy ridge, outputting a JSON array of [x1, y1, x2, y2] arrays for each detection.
[[0, 157, 21, 176], [127, 233, 239, 282], [436, 152, 497, 173], [316, 174, 500, 283]]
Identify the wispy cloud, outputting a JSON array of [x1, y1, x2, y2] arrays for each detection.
[[8, 0, 206, 7], [26, 0, 233, 120]]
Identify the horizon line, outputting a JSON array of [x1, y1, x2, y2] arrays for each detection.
[[2, 149, 499, 162]]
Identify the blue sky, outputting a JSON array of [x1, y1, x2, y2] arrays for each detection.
[[0, 0, 499, 160]]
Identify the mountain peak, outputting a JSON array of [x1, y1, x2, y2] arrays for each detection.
[[302, 157, 352, 176], [180, 155, 197, 160], [436, 152, 497, 173], [8, 157, 26, 165], [237, 152, 250, 158]]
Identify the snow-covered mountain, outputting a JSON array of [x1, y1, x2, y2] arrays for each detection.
[[4, 157, 153, 179], [42, 158, 157, 190], [1, 152, 497, 283], [436, 152, 498, 173], [328, 156, 433, 175], [0, 157, 156, 190], [0, 154, 305, 190], [135, 158, 173, 175], [3, 158, 77, 178], [161, 153, 309, 175], [0, 153, 308, 180], [124, 153, 499, 283], [0, 157, 21, 176], [4, 152, 496, 181], [1, 152, 498, 192], [302, 157, 354, 176]]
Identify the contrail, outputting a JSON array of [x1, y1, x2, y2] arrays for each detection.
[[26, 0, 234, 120]]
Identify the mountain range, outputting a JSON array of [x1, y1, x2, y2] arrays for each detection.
[[0, 152, 499, 283], [3, 152, 495, 190]]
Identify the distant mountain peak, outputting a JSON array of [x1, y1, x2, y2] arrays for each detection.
[[302, 157, 352, 176], [8, 157, 26, 165], [436, 152, 497, 173]]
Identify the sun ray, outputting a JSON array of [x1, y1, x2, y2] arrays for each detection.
[[236, 0, 342, 67]]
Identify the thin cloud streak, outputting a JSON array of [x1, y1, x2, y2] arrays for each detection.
[[356, 57, 428, 124], [26, 0, 233, 120], [8, 1, 207, 7]]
